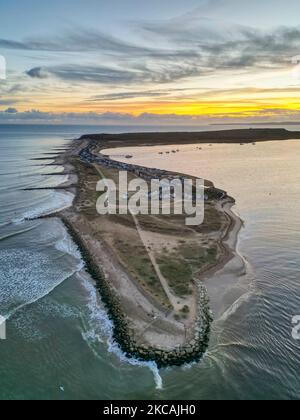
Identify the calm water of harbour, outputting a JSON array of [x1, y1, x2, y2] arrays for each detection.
[[0, 125, 300, 400]]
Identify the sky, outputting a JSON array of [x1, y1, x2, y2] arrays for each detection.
[[1, 0, 300, 125]]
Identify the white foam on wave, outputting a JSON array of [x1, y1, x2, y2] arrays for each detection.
[[108, 340, 163, 390], [12, 190, 74, 225], [11, 293, 81, 342], [79, 273, 163, 390], [0, 248, 81, 319], [216, 255, 257, 324], [0, 224, 37, 242], [0, 212, 86, 333], [55, 227, 84, 270], [218, 290, 254, 324]]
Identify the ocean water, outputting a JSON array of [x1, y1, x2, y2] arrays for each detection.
[[0, 124, 300, 400]]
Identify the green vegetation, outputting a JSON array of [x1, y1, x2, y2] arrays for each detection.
[[113, 238, 172, 310], [195, 202, 225, 233], [180, 305, 190, 318], [179, 243, 218, 269], [157, 256, 193, 297], [181, 305, 190, 313], [157, 243, 218, 298]]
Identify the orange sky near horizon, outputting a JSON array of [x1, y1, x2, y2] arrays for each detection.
[[12, 94, 300, 118]]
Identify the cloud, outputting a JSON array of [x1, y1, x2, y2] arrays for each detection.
[[3, 9, 300, 105], [0, 39, 31, 50], [26, 64, 139, 84], [88, 90, 168, 101], [0, 29, 195, 60], [0, 98, 20, 105], [138, 14, 300, 69], [87, 87, 207, 102], [4, 29, 205, 89], [1, 108, 300, 125], [25, 60, 206, 85], [18, 21, 300, 89], [26, 67, 50, 79], [5, 84, 25, 94]]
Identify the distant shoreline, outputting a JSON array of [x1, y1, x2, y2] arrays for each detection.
[[80, 128, 300, 147], [211, 122, 300, 126]]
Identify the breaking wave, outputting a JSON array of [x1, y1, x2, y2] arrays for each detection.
[[79, 273, 163, 390], [11, 190, 74, 225], [55, 227, 84, 270], [0, 225, 84, 319]]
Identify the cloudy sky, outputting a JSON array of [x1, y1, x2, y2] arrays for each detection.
[[1, 0, 300, 125]]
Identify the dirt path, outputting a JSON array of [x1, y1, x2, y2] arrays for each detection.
[[132, 214, 186, 312]]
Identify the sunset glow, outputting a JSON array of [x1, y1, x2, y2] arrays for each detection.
[[1, 0, 300, 124]]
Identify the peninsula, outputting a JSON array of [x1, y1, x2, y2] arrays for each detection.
[[48, 128, 299, 367]]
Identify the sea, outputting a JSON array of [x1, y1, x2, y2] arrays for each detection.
[[0, 123, 300, 400]]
